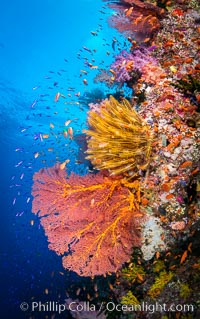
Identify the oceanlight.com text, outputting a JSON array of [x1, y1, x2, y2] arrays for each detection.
[[106, 301, 194, 313], [20, 301, 195, 314]]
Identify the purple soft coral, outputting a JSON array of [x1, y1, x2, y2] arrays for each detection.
[[110, 48, 157, 83]]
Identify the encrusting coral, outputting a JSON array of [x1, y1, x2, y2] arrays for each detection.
[[121, 262, 145, 283], [84, 96, 153, 178], [121, 290, 140, 306], [147, 270, 174, 299]]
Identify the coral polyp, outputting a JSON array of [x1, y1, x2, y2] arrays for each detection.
[[84, 96, 152, 177]]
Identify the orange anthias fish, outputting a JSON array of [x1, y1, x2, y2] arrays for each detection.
[[42, 134, 49, 139], [90, 65, 98, 69], [68, 127, 73, 139], [34, 152, 39, 158], [59, 159, 70, 170], [125, 61, 134, 70], [179, 161, 193, 169], [63, 130, 68, 138], [180, 250, 188, 264], [125, 6, 133, 17], [54, 92, 61, 102], [64, 120, 72, 127], [143, 37, 150, 43], [133, 15, 143, 25]]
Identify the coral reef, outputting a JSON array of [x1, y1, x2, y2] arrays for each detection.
[[95, 2, 200, 318], [31, 1, 200, 317]]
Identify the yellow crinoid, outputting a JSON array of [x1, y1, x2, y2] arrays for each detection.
[[84, 96, 152, 177]]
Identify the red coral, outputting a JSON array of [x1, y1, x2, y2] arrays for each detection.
[[32, 164, 144, 276]]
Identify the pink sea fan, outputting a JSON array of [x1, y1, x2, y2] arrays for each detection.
[[105, 0, 165, 40], [32, 164, 144, 277]]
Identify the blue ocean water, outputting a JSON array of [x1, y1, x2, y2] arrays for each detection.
[[0, 1, 125, 318]]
